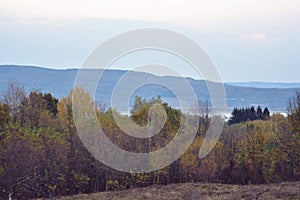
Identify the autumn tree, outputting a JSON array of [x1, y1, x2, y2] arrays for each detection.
[[0, 103, 10, 130], [1, 82, 300, 199], [218, 125, 244, 183], [285, 92, 300, 180]]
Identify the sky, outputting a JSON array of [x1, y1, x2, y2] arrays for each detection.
[[0, 0, 299, 82]]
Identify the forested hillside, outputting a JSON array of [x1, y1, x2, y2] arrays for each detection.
[[0, 82, 299, 199], [1, 65, 299, 112]]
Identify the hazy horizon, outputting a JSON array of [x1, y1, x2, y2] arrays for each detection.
[[1, 0, 299, 82]]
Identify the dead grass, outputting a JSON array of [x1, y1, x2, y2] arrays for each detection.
[[37, 182, 300, 200]]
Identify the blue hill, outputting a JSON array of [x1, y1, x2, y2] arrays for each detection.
[[1, 65, 299, 113]]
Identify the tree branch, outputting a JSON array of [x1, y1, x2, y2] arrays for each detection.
[[255, 187, 269, 200]]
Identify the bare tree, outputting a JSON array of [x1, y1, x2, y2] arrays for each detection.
[[288, 91, 300, 114], [1, 81, 26, 123], [195, 100, 211, 136]]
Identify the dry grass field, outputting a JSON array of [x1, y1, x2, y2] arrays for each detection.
[[38, 181, 300, 200]]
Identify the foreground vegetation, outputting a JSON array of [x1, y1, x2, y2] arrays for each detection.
[[0, 82, 299, 199]]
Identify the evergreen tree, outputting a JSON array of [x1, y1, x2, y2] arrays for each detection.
[[250, 106, 257, 120], [43, 93, 59, 116], [229, 106, 270, 124], [263, 107, 270, 120], [229, 108, 240, 125], [256, 106, 263, 119]]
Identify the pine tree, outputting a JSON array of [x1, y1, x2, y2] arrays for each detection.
[[263, 107, 270, 120], [250, 106, 257, 120], [257, 106, 263, 119]]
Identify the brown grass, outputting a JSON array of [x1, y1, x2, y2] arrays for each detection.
[[37, 182, 300, 200]]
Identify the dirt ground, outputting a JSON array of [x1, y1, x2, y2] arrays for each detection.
[[38, 181, 300, 200]]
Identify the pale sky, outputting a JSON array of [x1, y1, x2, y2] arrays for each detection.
[[0, 0, 299, 82]]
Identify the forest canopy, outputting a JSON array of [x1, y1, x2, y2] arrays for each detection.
[[0, 82, 299, 199]]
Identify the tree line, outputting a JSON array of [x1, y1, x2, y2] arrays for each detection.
[[229, 106, 270, 125], [0, 81, 299, 199]]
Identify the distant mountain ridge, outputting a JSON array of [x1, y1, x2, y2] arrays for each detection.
[[227, 82, 300, 89], [0, 65, 299, 113]]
